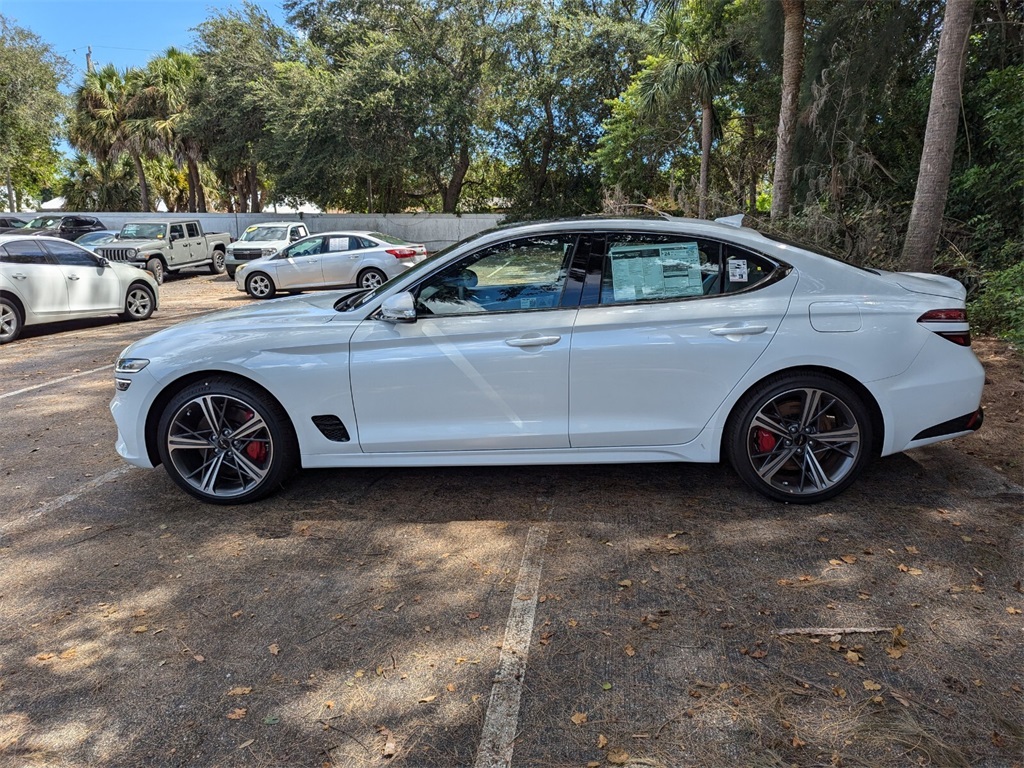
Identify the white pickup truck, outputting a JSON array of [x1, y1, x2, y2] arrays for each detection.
[[96, 220, 231, 284]]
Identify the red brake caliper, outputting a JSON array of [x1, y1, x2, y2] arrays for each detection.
[[241, 410, 268, 463], [754, 428, 777, 454]]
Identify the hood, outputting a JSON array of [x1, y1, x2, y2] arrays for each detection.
[[107, 237, 165, 250], [873, 270, 967, 301]]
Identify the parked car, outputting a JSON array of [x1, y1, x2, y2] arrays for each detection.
[[0, 234, 158, 343], [3, 215, 107, 240], [96, 220, 231, 284], [75, 230, 121, 251], [110, 216, 984, 505], [234, 231, 428, 298], [0, 216, 27, 229], [225, 221, 309, 278]]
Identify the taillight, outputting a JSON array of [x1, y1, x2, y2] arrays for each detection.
[[386, 248, 417, 259], [917, 308, 972, 346]]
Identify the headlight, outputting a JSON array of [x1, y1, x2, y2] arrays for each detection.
[[126, 248, 138, 258], [261, 247, 278, 256], [115, 357, 150, 374]]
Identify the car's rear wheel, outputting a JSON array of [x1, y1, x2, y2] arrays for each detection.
[[209, 249, 226, 274], [726, 373, 873, 503], [157, 377, 298, 504], [122, 283, 155, 321], [146, 257, 165, 285], [0, 297, 23, 343], [358, 268, 387, 289], [246, 272, 276, 299]]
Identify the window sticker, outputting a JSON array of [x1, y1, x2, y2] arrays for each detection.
[[609, 242, 703, 300], [728, 258, 749, 282], [245, 225, 257, 233]]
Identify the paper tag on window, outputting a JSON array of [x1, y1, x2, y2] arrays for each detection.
[[728, 258, 748, 282]]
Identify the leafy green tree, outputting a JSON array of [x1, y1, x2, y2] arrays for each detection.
[[639, 0, 740, 218], [59, 153, 141, 212], [69, 64, 155, 211], [0, 15, 69, 212]]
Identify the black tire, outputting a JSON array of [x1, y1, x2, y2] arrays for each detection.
[[209, 249, 226, 275], [226, 266, 236, 279], [358, 268, 387, 289], [725, 372, 873, 504], [0, 296, 23, 343], [246, 272, 276, 299], [157, 376, 298, 504], [146, 257, 165, 285], [122, 282, 156, 321]]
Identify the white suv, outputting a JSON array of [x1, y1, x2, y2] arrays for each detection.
[[225, 222, 309, 278]]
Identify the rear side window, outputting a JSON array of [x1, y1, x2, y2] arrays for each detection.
[[186, 222, 200, 237], [0, 239, 48, 264], [598, 233, 781, 305]]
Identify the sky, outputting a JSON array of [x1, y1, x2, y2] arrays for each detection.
[[0, 0, 289, 78]]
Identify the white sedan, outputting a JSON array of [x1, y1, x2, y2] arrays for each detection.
[[1, 235, 158, 343], [234, 230, 428, 298], [111, 217, 983, 505]]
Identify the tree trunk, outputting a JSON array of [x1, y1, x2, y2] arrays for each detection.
[[442, 143, 471, 213], [248, 163, 261, 213], [5, 166, 15, 213], [901, 0, 974, 273], [186, 159, 198, 213], [132, 152, 151, 212], [698, 99, 712, 219], [771, 0, 805, 222], [746, 116, 757, 216]]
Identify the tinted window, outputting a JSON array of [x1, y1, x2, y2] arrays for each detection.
[[170, 224, 186, 240], [42, 239, 98, 267], [414, 234, 574, 315], [186, 222, 200, 237], [598, 233, 781, 305], [0, 239, 48, 264]]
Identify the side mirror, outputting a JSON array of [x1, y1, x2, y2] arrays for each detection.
[[96, 256, 110, 268], [380, 292, 416, 323]]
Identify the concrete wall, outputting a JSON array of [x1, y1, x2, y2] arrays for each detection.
[[57, 212, 506, 253]]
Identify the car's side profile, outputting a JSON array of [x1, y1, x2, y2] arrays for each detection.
[[111, 217, 984, 505], [1, 235, 159, 343], [234, 230, 428, 298]]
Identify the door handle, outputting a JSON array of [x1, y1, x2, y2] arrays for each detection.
[[67, 274, 81, 281], [12, 273, 27, 280], [505, 334, 561, 348], [710, 324, 767, 336]]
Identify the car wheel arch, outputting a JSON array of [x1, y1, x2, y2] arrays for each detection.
[[721, 365, 885, 460], [0, 290, 26, 320], [143, 370, 298, 468]]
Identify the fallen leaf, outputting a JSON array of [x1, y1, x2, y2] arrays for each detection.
[[597, 733, 609, 749], [226, 708, 247, 720], [905, 545, 919, 554], [194, 654, 205, 663], [571, 711, 588, 725], [886, 647, 905, 659], [749, 648, 767, 659], [832, 686, 847, 699], [467, 612, 481, 620], [379, 725, 398, 757], [263, 715, 280, 724], [618, 579, 633, 588], [237, 739, 255, 750], [863, 680, 882, 691], [841, 555, 858, 564], [846, 650, 861, 663], [269, 644, 280, 656], [36, 652, 54, 661], [607, 748, 630, 765], [1007, 607, 1022, 615], [446, 683, 456, 692], [418, 695, 437, 704], [132, 625, 148, 634], [228, 687, 252, 696], [602, 682, 613, 691], [624, 644, 636, 657], [792, 736, 807, 748], [891, 691, 912, 707]]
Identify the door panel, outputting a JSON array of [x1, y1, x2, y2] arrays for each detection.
[[43, 240, 121, 312], [318, 235, 360, 286], [350, 310, 577, 452], [1, 240, 68, 315], [275, 237, 325, 288]]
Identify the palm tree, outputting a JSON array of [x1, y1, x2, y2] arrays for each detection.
[[69, 63, 153, 211], [901, 0, 975, 273], [640, 0, 739, 219], [770, 0, 805, 222], [139, 48, 207, 212]]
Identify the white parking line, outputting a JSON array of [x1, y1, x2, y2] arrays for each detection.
[[0, 364, 114, 400], [474, 525, 548, 768]]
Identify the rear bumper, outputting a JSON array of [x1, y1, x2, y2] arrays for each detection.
[[912, 408, 984, 441]]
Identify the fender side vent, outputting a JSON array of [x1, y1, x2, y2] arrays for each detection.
[[311, 415, 350, 442]]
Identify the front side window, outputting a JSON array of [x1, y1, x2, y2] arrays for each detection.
[[42, 239, 98, 267], [598, 233, 781, 305], [281, 237, 323, 258], [170, 224, 186, 241], [415, 234, 575, 315], [0, 239, 48, 264]]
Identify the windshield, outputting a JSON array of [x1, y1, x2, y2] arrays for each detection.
[[25, 216, 62, 230], [120, 223, 167, 240], [239, 226, 288, 242]]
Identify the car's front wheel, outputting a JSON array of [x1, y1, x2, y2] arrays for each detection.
[[146, 257, 165, 285], [122, 283, 155, 321], [726, 373, 873, 503], [209, 250, 227, 274], [358, 268, 387, 289], [157, 377, 298, 504], [0, 297, 23, 343], [246, 272, 276, 299]]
